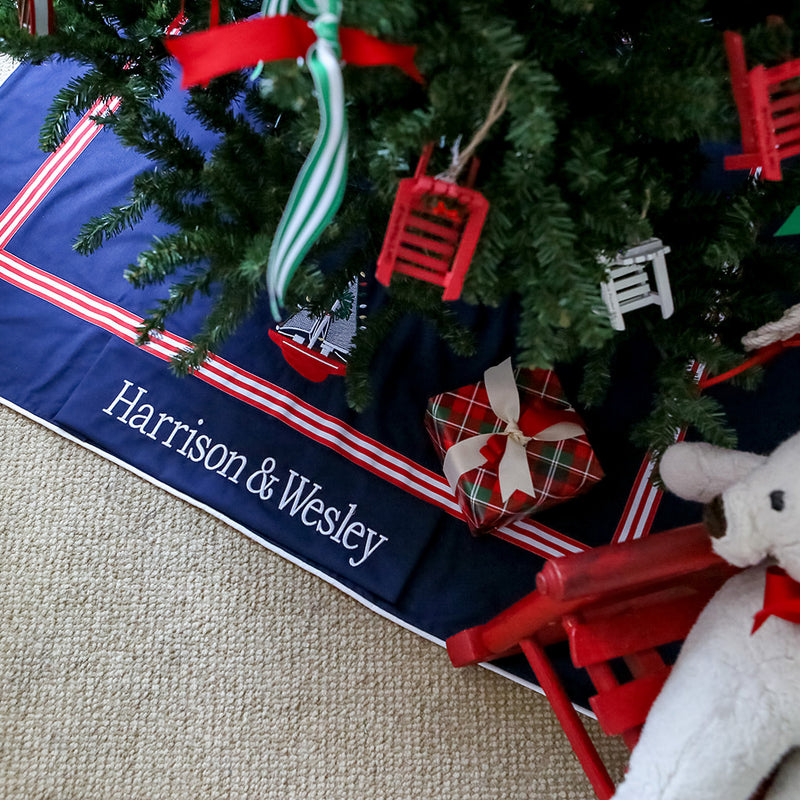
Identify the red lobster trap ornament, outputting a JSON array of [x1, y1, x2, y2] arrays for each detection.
[[375, 143, 489, 301]]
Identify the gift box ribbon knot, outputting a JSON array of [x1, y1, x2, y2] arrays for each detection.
[[442, 358, 585, 503]]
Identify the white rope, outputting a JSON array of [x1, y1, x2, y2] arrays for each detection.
[[742, 302, 800, 351]]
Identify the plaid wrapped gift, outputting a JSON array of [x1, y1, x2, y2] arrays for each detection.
[[425, 358, 604, 535]]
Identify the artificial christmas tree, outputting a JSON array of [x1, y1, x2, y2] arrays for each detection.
[[2, 0, 800, 460]]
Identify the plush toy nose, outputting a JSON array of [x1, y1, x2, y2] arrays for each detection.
[[703, 495, 727, 539]]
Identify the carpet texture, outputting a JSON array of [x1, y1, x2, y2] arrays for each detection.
[[0, 402, 629, 799]]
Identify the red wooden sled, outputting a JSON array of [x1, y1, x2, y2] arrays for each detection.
[[447, 523, 741, 799], [725, 29, 800, 181], [375, 144, 488, 301]]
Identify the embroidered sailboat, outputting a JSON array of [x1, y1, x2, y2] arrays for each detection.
[[268, 278, 360, 382]]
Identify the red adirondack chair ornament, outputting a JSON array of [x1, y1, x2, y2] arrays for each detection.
[[375, 143, 489, 301]]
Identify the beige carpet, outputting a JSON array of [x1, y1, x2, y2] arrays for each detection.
[[0, 402, 629, 798]]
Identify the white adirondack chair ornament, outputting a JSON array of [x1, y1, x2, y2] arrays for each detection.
[[599, 237, 674, 331]]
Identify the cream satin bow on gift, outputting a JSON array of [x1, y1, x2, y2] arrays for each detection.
[[442, 358, 586, 503]]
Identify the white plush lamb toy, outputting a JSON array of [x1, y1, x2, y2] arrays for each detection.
[[610, 431, 800, 800]]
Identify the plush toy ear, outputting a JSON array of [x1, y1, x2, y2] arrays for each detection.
[[659, 441, 767, 503]]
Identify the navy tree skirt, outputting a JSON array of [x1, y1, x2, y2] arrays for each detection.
[[2, 60, 799, 710]]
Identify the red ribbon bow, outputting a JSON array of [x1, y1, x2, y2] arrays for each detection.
[[478, 399, 584, 473], [751, 565, 800, 633], [164, 14, 423, 90]]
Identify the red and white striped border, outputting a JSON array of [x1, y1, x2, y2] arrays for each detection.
[[0, 247, 585, 557], [0, 97, 120, 248], [612, 360, 707, 543], [612, 452, 663, 544], [5, 92, 699, 559]]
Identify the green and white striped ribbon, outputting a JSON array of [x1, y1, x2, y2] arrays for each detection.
[[250, 0, 290, 80], [267, 0, 348, 318], [265, 0, 290, 15]]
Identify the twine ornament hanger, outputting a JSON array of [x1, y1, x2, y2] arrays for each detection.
[[436, 61, 520, 184]]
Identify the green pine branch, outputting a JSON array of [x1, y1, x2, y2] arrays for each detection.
[[4, 0, 800, 456]]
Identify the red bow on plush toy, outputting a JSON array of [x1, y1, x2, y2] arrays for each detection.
[[752, 565, 800, 633]]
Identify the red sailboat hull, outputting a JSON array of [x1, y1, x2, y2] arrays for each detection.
[[268, 329, 348, 382]]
